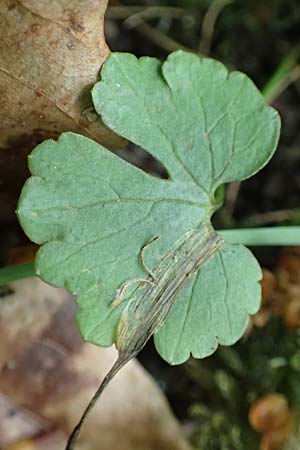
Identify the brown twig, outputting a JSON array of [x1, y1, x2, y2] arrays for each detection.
[[242, 209, 299, 227], [198, 0, 234, 55], [224, 181, 241, 219], [107, 3, 198, 54], [106, 6, 190, 22], [130, 19, 195, 54]]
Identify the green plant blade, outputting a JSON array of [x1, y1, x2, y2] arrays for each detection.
[[0, 263, 35, 286], [17, 50, 280, 363], [219, 227, 300, 246]]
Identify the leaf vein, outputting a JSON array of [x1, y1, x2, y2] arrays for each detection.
[[219, 252, 232, 337]]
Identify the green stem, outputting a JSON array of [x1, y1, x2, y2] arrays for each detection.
[[0, 262, 35, 286], [262, 49, 299, 104], [219, 226, 300, 246]]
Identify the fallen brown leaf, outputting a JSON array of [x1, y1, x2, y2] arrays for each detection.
[[0, 278, 192, 450], [0, 0, 124, 226]]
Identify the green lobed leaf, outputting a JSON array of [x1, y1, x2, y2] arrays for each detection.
[[93, 51, 280, 194], [17, 50, 280, 364], [18, 132, 207, 346]]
